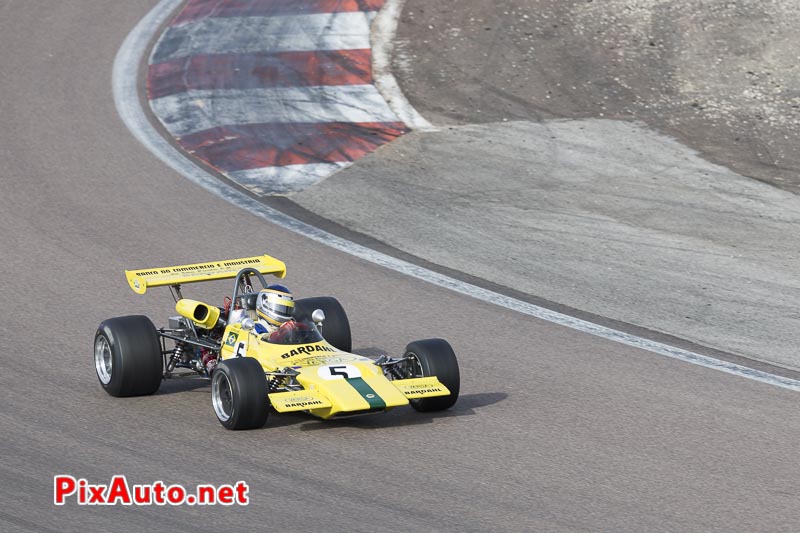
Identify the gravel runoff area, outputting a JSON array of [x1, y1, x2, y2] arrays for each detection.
[[393, 0, 800, 193], [293, 0, 800, 369]]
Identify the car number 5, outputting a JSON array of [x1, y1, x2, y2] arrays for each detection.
[[318, 364, 361, 380]]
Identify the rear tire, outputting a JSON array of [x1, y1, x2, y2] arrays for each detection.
[[294, 296, 351, 352], [94, 315, 163, 397], [403, 339, 460, 412], [211, 358, 268, 430]]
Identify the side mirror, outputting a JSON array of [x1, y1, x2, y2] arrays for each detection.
[[311, 309, 325, 325], [241, 318, 255, 330]]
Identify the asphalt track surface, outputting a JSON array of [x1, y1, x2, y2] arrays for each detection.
[[2, 1, 800, 531]]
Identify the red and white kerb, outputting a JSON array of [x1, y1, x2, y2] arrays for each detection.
[[147, 0, 408, 195]]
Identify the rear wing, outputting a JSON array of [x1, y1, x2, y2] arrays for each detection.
[[125, 254, 286, 294]]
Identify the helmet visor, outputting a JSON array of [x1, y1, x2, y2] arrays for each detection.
[[267, 295, 294, 319]]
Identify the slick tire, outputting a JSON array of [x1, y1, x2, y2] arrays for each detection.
[[294, 296, 352, 352], [94, 315, 163, 397], [211, 358, 269, 430], [404, 339, 460, 412]]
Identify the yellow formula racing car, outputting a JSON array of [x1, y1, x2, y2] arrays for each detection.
[[93, 254, 459, 430]]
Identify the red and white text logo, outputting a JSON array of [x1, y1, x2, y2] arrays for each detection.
[[54, 475, 249, 506]]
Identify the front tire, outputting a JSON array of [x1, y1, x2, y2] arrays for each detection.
[[211, 358, 269, 430], [94, 315, 163, 397], [403, 339, 460, 412], [294, 296, 351, 352]]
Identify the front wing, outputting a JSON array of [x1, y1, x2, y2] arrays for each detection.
[[269, 375, 449, 416]]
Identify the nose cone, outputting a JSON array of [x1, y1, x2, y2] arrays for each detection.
[[298, 363, 409, 418]]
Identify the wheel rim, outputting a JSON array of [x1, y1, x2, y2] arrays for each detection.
[[401, 353, 424, 378], [212, 371, 234, 422], [401, 353, 426, 406], [94, 335, 113, 385]]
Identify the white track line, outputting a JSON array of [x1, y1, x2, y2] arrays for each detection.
[[113, 0, 800, 392], [370, 0, 436, 131]]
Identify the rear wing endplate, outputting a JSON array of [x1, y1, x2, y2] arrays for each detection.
[[125, 254, 286, 294]]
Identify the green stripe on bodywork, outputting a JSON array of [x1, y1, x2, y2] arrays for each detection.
[[346, 378, 386, 409]]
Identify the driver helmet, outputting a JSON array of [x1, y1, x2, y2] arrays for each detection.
[[256, 284, 294, 327]]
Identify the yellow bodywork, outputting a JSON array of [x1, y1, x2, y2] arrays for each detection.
[[219, 323, 450, 419]]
